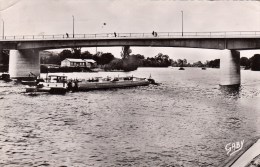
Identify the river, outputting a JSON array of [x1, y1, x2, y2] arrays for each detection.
[[0, 67, 259, 167]]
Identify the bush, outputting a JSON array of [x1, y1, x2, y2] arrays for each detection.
[[251, 54, 260, 71]]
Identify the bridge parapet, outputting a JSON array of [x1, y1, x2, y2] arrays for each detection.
[[1, 31, 260, 41]]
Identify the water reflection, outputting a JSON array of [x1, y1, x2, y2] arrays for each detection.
[[219, 84, 241, 99]]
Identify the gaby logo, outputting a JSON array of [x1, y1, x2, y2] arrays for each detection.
[[225, 140, 244, 156]]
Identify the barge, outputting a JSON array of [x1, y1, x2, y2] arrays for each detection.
[[26, 75, 154, 94], [77, 76, 150, 91]]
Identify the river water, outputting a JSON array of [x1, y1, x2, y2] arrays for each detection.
[[0, 67, 259, 167]]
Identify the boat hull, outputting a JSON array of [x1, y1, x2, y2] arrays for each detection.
[[25, 86, 51, 93], [22, 80, 37, 86], [26, 86, 66, 94], [49, 87, 67, 94], [78, 80, 149, 91]]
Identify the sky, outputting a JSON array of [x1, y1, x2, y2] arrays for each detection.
[[0, 0, 260, 62]]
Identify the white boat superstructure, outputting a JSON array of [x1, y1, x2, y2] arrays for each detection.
[[26, 75, 68, 94]]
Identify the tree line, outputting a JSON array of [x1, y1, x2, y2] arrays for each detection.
[[1, 49, 260, 72], [41, 47, 174, 71], [39, 48, 260, 71], [240, 54, 260, 71], [40, 48, 115, 66], [49, 47, 223, 70], [186, 54, 260, 70]]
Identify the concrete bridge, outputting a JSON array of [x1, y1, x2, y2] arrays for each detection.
[[1, 31, 260, 86]]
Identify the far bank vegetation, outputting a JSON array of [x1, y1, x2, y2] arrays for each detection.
[[1, 49, 259, 72], [40, 48, 260, 72]]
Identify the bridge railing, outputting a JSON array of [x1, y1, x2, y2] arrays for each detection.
[[1, 31, 260, 40]]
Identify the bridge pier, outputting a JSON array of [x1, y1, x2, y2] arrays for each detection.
[[9, 49, 40, 79], [0, 45, 3, 67], [220, 49, 240, 87]]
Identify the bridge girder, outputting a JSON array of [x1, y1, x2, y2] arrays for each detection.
[[1, 38, 260, 51]]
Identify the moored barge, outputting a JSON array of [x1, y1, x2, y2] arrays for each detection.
[[77, 76, 150, 91], [26, 75, 154, 94]]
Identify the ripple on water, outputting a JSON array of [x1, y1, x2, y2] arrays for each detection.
[[0, 68, 259, 167]]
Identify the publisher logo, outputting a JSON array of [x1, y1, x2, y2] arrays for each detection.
[[225, 140, 244, 156]]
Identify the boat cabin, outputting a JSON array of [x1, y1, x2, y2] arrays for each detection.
[[46, 75, 68, 83]]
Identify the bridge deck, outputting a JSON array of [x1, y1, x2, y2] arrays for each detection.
[[1, 31, 260, 41], [1, 31, 260, 50]]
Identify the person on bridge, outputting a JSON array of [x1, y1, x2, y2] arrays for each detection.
[[114, 32, 117, 37], [66, 33, 69, 38], [152, 31, 158, 37]]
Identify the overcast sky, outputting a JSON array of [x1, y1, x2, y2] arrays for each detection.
[[0, 0, 260, 62]]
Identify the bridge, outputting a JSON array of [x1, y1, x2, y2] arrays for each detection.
[[1, 31, 260, 86]]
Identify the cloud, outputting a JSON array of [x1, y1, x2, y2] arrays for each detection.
[[1, 0, 259, 60]]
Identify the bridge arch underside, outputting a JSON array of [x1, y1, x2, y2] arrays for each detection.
[[4, 37, 258, 86]]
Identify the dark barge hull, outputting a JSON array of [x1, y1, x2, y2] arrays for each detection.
[[78, 80, 150, 91]]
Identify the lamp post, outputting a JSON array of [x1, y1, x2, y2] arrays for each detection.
[[72, 15, 74, 38], [2, 19, 4, 40], [181, 11, 183, 37]]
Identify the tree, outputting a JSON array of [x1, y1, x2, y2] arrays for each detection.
[[59, 49, 73, 61], [122, 56, 139, 71], [99, 53, 115, 65], [208, 59, 220, 68], [171, 60, 178, 67], [104, 58, 123, 71], [72, 48, 81, 58], [140, 53, 172, 67], [192, 61, 203, 67], [81, 51, 93, 59], [240, 57, 250, 67], [183, 59, 187, 66], [177, 59, 184, 67], [205, 61, 210, 67], [250, 54, 260, 71], [59, 48, 81, 61], [91, 52, 115, 65], [92, 51, 102, 64], [131, 54, 145, 60], [128, 54, 145, 66], [242, 57, 252, 70], [150, 53, 171, 67], [40, 51, 60, 64]]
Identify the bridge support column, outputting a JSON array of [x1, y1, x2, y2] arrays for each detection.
[[220, 49, 240, 87], [9, 49, 40, 79], [0, 45, 3, 67]]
